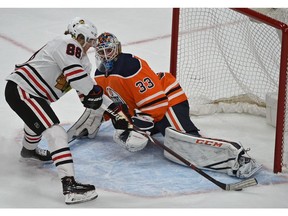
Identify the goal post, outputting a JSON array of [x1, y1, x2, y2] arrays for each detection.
[[170, 8, 288, 173]]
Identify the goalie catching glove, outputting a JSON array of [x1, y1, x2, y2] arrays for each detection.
[[105, 103, 149, 152], [113, 129, 148, 152]]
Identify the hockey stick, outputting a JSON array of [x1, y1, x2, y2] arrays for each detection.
[[68, 128, 88, 144], [134, 127, 258, 191]]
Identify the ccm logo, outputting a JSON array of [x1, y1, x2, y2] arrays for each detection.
[[195, 139, 223, 147]]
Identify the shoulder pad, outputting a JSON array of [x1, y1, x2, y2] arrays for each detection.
[[117, 53, 141, 77]]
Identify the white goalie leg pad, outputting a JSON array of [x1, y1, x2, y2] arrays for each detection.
[[67, 95, 114, 142], [164, 127, 262, 178], [113, 129, 148, 152], [67, 108, 104, 142]]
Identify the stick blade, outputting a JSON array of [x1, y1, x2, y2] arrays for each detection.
[[68, 129, 88, 144], [226, 178, 258, 191]]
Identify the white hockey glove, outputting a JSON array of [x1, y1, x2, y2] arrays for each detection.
[[67, 108, 104, 142], [131, 109, 154, 131], [113, 129, 148, 152]]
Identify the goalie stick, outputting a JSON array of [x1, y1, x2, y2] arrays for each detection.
[[68, 128, 88, 144], [133, 126, 258, 191]]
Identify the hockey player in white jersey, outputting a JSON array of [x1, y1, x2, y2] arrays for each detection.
[[4, 17, 131, 204]]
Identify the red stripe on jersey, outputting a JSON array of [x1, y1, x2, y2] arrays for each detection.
[[20, 67, 54, 102], [20, 88, 52, 127], [65, 69, 84, 78]]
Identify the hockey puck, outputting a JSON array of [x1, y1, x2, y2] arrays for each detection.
[[235, 189, 242, 191]]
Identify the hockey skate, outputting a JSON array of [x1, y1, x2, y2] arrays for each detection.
[[61, 176, 98, 204], [235, 155, 262, 178], [20, 146, 52, 163]]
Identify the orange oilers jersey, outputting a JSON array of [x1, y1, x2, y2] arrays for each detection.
[[94, 53, 187, 122]]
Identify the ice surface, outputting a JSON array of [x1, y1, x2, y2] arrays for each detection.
[[0, 8, 288, 214]]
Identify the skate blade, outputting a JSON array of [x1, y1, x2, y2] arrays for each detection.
[[19, 157, 53, 165], [65, 190, 98, 205]]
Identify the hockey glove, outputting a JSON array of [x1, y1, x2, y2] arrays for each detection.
[[131, 109, 154, 131], [82, 85, 103, 110], [113, 128, 148, 152], [105, 103, 133, 130]]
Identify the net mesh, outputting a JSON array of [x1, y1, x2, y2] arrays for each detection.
[[175, 8, 288, 171], [177, 8, 280, 115]]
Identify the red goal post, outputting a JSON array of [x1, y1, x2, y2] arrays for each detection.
[[170, 8, 288, 173]]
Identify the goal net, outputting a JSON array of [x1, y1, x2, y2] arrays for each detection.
[[170, 8, 288, 173]]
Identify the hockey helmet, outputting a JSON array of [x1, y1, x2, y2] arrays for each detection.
[[67, 17, 98, 44]]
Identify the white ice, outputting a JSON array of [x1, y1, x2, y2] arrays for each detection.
[[0, 8, 288, 214]]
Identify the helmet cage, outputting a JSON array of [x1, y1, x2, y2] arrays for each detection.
[[95, 42, 119, 62], [95, 32, 121, 62]]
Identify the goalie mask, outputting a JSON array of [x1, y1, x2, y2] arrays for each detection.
[[95, 32, 122, 75]]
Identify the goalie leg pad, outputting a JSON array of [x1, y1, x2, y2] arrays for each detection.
[[113, 129, 148, 152], [164, 127, 261, 178], [67, 108, 104, 142]]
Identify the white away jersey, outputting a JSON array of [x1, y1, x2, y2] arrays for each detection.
[[6, 35, 95, 102]]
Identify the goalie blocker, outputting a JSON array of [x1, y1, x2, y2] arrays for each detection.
[[164, 127, 262, 178]]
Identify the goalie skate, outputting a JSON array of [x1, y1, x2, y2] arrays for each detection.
[[61, 176, 98, 205], [234, 155, 262, 178]]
